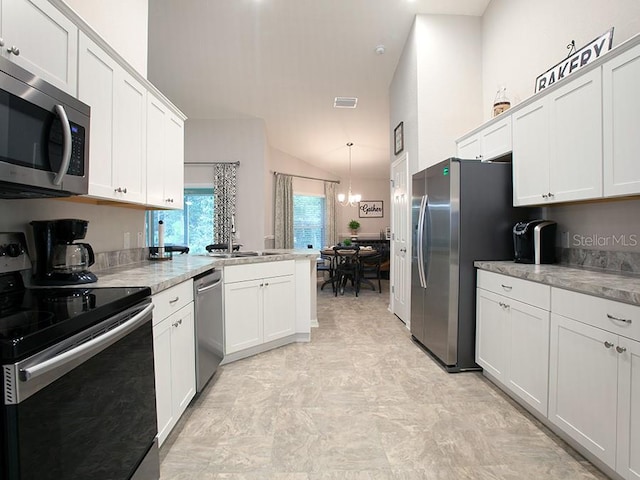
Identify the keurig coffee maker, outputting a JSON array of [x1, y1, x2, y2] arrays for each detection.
[[30, 219, 97, 285], [513, 219, 557, 264]]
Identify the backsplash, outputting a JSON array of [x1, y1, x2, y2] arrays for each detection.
[[93, 248, 148, 272], [557, 247, 640, 275]]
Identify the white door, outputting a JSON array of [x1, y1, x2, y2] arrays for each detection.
[[603, 44, 640, 197], [548, 68, 602, 202], [616, 336, 640, 480], [507, 299, 550, 416], [475, 288, 507, 381], [549, 313, 618, 469], [391, 153, 409, 325]]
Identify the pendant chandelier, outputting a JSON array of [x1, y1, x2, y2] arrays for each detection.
[[337, 142, 361, 207]]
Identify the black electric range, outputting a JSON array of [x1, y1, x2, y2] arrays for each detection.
[[0, 232, 159, 480], [0, 271, 151, 363]]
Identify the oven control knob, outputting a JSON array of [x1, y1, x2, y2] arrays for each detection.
[[6, 243, 22, 257]]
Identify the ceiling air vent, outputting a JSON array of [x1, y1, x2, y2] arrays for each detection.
[[334, 97, 358, 109]]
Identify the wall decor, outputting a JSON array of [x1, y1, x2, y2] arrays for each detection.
[[394, 122, 404, 155], [535, 27, 614, 93], [359, 200, 383, 218]]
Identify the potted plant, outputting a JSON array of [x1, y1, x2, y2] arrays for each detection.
[[348, 219, 361, 236], [342, 238, 352, 246]]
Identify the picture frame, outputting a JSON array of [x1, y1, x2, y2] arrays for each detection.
[[359, 200, 384, 218], [394, 122, 404, 155]]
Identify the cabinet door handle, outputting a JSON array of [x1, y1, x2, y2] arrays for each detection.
[[607, 313, 632, 324], [169, 296, 179, 304], [264, 282, 269, 287], [7, 46, 19, 56], [501, 284, 512, 291], [548, 192, 554, 198], [542, 193, 548, 199], [604, 341, 614, 349], [616, 346, 627, 354]]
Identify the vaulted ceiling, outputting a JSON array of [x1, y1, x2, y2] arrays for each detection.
[[148, 0, 490, 180]]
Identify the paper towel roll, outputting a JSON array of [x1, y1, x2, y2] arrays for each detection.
[[158, 220, 165, 256]]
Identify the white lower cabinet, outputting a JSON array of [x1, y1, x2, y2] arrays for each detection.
[[550, 287, 640, 478], [224, 261, 295, 355], [549, 313, 619, 468], [476, 270, 550, 416], [152, 281, 195, 446]]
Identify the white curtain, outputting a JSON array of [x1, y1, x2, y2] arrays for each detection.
[[324, 181, 337, 247], [212, 163, 238, 245], [274, 174, 294, 249]]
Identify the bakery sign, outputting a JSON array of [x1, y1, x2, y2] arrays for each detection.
[[535, 28, 614, 93]]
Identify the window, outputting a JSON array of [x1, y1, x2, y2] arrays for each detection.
[[147, 188, 215, 255], [293, 194, 325, 249]]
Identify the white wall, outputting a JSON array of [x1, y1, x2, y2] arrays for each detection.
[[0, 199, 144, 253], [390, 20, 420, 175], [416, 15, 483, 171], [390, 15, 483, 175], [482, 0, 640, 120], [185, 118, 267, 251], [63, 0, 148, 77], [335, 178, 391, 242]]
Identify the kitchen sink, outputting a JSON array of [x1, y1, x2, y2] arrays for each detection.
[[207, 251, 284, 259]]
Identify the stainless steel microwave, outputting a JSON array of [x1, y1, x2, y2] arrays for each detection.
[[0, 56, 90, 199]]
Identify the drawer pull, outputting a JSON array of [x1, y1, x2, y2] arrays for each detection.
[[616, 346, 627, 354], [501, 284, 512, 291], [169, 296, 180, 304], [604, 341, 614, 349], [606, 313, 632, 324]]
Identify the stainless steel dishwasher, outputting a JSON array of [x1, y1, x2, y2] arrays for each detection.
[[193, 268, 224, 392]]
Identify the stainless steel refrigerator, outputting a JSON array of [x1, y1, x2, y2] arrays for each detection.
[[411, 158, 532, 372]]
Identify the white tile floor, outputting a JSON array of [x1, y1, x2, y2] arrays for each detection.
[[159, 279, 610, 479]]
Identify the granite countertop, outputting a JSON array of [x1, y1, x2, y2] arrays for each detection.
[[474, 260, 640, 306], [92, 250, 318, 295]]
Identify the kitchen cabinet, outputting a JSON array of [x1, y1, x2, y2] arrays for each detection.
[[456, 115, 511, 161], [152, 280, 195, 446], [476, 270, 550, 416], [603, 43, 640, 198], [224, 261, 295, 355], [78, 33, 147, 204], [1, 0, 77, 95], [550, 287, 640, 477], [513, 68, 602, 205], [146, 92, 185, 209]]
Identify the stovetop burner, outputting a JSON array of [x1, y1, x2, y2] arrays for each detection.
[[0, 276, 151, 363]]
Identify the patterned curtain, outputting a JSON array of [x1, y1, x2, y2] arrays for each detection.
[[324, 181, 337, 247], [274, 174, 294, 249], [213, 163, 238, 244]]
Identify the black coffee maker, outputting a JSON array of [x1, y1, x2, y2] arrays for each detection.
[[30, 219, 97, 285]]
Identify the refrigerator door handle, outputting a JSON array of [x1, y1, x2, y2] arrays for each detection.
[[417, 194, 428, 288]]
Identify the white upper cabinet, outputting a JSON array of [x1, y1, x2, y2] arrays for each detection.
[[603, 43, 640, 197], [548, 68, 602, 203], [1, 0, 77, 95], [513, 68, 602, 205], [512, 100, 550, 205], [79, 33, 147, 204], [456, 115, 511, 161], [146, 92, 184, 209]]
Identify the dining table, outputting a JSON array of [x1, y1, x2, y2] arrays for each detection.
[[319, 246, 378, 295]]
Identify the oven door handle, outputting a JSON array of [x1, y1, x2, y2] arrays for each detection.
[[20, 303, 154, 382]]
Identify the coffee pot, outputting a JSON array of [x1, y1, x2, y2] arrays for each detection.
[[52, 242, 95, 274], [30, 219, 98, 285]]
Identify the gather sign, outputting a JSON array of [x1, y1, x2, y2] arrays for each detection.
[[359, 201, 383, 218], [535, 28, 614, 93]]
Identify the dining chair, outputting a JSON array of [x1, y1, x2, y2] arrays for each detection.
[[333, 245, 360, 296], [359, 251, 382, 293], [318, 253, 337, 292]]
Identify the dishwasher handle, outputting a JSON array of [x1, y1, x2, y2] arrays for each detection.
[[196, 278, 222, 294]]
